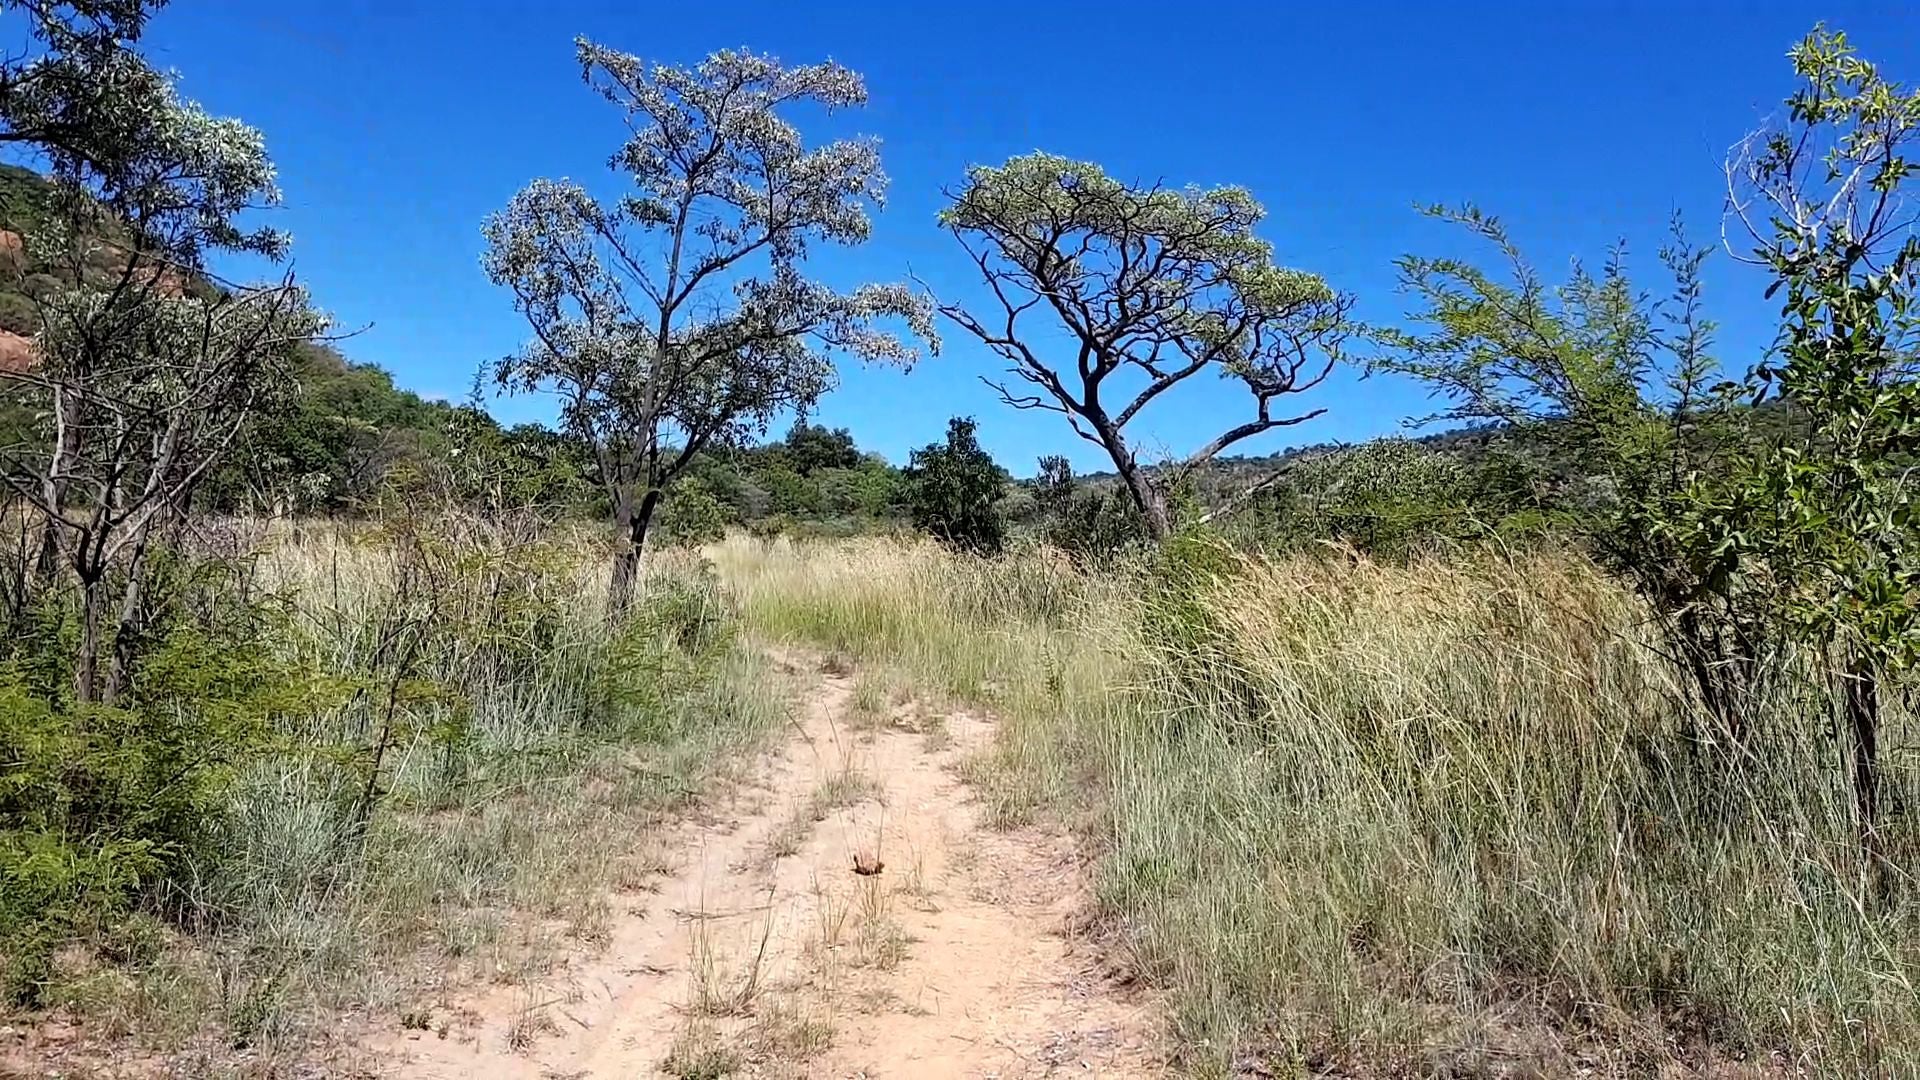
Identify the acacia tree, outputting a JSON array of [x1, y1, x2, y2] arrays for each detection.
[[0, 0, 322, 703], [484, 42, 936, 616], [1377, 27, 1920, 837], [1372, 205, 1780, 737], [0, 1, 166, 171], [935, 153, 1353, 540]]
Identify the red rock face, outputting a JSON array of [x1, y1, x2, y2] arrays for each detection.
[[123, 258, 187, 297], [0, 328, 36, 373]]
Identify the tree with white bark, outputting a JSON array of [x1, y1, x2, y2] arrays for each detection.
[[0, 0, 322, 703]]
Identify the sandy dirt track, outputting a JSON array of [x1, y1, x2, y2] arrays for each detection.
[[357, 654, 1162, 1078]]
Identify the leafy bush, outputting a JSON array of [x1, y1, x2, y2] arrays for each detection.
[[0, 560, 301, 1003], [597, 566, 737, 741], [1231, 438, 1527, 559], [901, 417, 1009, 555], [1031, 455, 1149, 565], [1373, 29, 1920, 836], [654, 477, 731, 548]]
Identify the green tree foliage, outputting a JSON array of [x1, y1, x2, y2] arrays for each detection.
[[1378, 27, 1920, 836], [653, 475, 729, 547], [902, 417, 1008, 554], [1705, 25, 1920, 830], [780, 420, 860, 475], [427, 403, 603, 518], [936, 153, 1353, 539], [203, 346, 479, 513], [0, 0, 324, 704], [1370, 204, 1769, 726], [0, 561, 301, 1000], [0, 160, 547, 521], [1031, 454, 1148, 564], [1236, 439, 1490, 558], [1372, 204, 1732, 535], [672, 420, 908, 538], [482, 43, 935, 617], [816, 457, 899, 518], [0, 0, 329, 999]]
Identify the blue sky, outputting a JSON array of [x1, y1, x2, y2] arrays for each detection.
[[138, 1, 1919, 474]]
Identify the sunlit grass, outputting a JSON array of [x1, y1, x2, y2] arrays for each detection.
[[33, 519, 788, 1064], [709, 531, 1920, 1075]]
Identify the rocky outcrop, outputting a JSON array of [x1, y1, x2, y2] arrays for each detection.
[[0, 328, 36, 373]]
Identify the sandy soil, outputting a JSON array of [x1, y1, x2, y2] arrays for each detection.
[[350, 654, 1163, 1079]]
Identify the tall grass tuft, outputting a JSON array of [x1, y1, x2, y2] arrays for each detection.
[[712, 532, 1920, 1075]]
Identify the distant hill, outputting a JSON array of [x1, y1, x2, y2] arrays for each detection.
[[1061, 421, 1525, 494], [1063, 396, 1809, 514]]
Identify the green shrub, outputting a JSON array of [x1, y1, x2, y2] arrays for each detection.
[[0, 289, 39, 334], [1031, 455, 1149, 566], [655, 477, 731, 547], [901, 417, 1008, 555], [597, 566, 737, 740], [0, 573, 298, 1003]]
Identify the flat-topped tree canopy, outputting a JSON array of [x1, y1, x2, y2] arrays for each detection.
[[936, 152, 1353, 538]]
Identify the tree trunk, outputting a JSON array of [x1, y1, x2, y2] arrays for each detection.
[[1101, 437, 1171, 542], [102, 531, 156, 705], [31, 515, 63, 593], [630, 486, 662, 569], [607, 536, 639, 624], [1674, 606, 1744, 747], [74, 571, 108, 704], [1844, 653, 1880, 837], [606, 487, 662, 622], [1129, 479, 1172, 541]]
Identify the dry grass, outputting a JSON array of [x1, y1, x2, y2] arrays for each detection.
[[766, 765, 882, 861], [811, 765, 883, 816], [805, 859, 909, 976], [685, 893, 778, 1018], [661, 1021, 741, 1079], [22, 519, 788, 1070], [849, 875, 908, 971], [747, 997, 835, 1062], [847, 670, 891, 730], [710, 532, 1920, 1077]]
